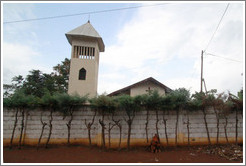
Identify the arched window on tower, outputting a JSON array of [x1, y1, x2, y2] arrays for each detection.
[[79, 68, 86, 80]]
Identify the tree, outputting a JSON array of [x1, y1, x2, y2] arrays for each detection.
[[223, 98, 234, 144], [37, 110, 47, 150], [169, 88, 190, 146], [84, 109, 97, 147], [207, 91, 227, 145], [108, 122, 116, 149], [228, 89, 243, 145], [140, 94, 150, 143], [204, 90, 224, 145], [184, 100, 197, 146], [10, 90, 38, 149], [3, 97, 17, 149], [160, 94, 174, 146], [117, 95, 141, 150], [107, 97, 119, 149], [191, 91, 212, 145], [3, 84, 14, 98], [52, 58, 70, 93], [110, 96, 122, 150], [3, 58, 71, 98], [4, 89, 38, 149], [23, 70, 46, 97], [142, 91, 162, 143], [135, 94, 150, 143], [3, 75, 24, 98], [90, 95, 116, 149], [40, 93, 60, 148], [213, 93, 230, 144], [58, 93, 87, 146], [12, 75, 25, 89], [112, 118, 122, 150], [4, 70, 47, 98]]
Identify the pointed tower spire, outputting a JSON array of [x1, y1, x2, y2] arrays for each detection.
[[88, 14, 90, 23], [65, 21, 104, 52]]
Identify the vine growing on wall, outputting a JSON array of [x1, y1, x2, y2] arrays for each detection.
[[15, 91, 37, 149], [108, 122, 116, 149], [112, 118, 122, 150], [228, 90, 243, 145], [117, 95, 141, 150], [3, 90, 37, 149], [84, 108, 97, 147], [168, 88, 190, 146], [160, 95, 172, 146], [3, 86, 243, 149], [185, 101, 197, 146], [90, 95, 116, 149], [191, 91, 211, 145], [58, 93, 87, 146], [37, 111, 47, 150], [212, 93, 226, 144], [141, 91, 162, 143], [3, 96, 18, 149], [40, 93, 59, 148]]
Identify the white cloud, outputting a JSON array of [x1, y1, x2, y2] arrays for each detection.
[[203, 55, 243, 93], [3, 3, 35, 21], [98, 3, 244, 95], [3, 3, 36, 39], [2, 3, 53, 85], [165, 77, 200, 93], [3, 42, 52, 84]]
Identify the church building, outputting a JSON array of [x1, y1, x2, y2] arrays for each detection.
[[108, 77, 172, 97]]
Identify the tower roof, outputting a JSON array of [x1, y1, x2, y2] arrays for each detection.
[[65, 21, 105, 52]]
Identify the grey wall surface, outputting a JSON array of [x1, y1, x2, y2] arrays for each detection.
[[3, 106, 243, 147]]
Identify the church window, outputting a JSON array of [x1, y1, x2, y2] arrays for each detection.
[[79, 68, 86, 80], [74, 46, 95, 59]]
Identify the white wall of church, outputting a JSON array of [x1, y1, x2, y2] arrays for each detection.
[[130, 82, 166, 96]]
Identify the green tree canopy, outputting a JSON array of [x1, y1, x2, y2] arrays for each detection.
[[90, 94, 117, 115], [142, 90, 162, 110], [57, 93, 87, 116], [3, 89, 39, 109], [3, 58, 70, 98], [40, 93, 60, 110], [116, 95, 141, 117]]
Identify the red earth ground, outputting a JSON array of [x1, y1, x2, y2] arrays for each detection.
[[3, 145, 243, 163]]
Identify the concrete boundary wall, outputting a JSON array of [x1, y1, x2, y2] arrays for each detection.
[[3, 106, 243, 148]]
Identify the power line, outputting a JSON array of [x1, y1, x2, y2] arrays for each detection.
[[3, 3, 170, 24], [204, 3, 230, 52], [205, 52, 242, 63]]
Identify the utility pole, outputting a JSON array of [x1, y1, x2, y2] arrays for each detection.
[[203, 78, 208, 93], [200, 50, 204, 92]]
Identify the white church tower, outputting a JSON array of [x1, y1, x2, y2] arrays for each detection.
[[66, 21, 105, 97]]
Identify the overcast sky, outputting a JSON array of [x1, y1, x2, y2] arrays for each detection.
[[2, 2, 245, 96]]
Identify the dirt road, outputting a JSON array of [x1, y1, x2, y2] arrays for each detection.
[[3, 145, 242, 163]]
